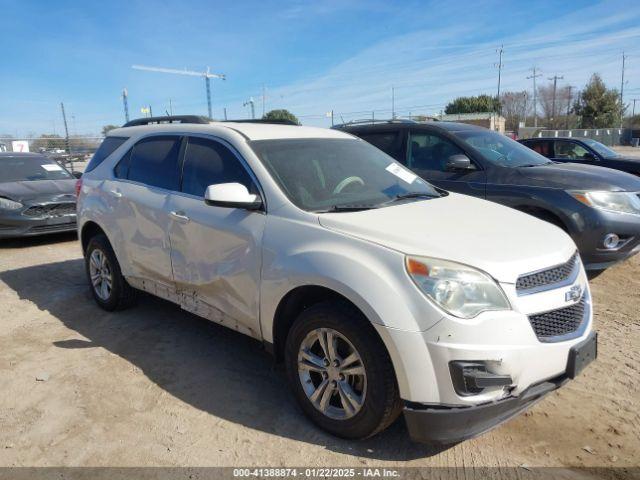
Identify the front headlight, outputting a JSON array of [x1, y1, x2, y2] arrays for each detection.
[[569, 190, 640, 215], [405, 256, 510, 319], [0, 197, 23, 210]]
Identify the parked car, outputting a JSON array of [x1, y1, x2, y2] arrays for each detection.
[[76, 116, 597, 444], [336, 120, 640, 272], [519, 137, 640, 176], [0, 152, 80, 238]]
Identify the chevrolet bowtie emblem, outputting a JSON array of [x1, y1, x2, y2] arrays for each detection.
[[565, 285, 582, 302]]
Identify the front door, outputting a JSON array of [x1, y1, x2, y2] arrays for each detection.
[[407, 130, 486, 198], [552, 140, 599, 165], [167, 135, 266, 339]]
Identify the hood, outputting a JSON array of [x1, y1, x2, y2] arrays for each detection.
[[0, 180, 77, 204], [516, 162, 640, 191], [318, 193, 576, 284]]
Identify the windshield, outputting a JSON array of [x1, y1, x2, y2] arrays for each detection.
[[582, 139, 619, 158], [456, 130, 552, 167], [0, 155, 73, 182], [250, 138, 440, 212]]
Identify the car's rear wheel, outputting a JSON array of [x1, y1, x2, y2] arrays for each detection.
[[85, 234, 136, 311], [285, 301, 402, 439]]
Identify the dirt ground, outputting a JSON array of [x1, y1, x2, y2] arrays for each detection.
[[0, 232, 637, 469]]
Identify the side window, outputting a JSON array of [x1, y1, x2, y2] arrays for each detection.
[[554, 141, 590, 160], [528, 140, 552, 157], [358, 132, 404, 162], [86, 136, 128, 172], [127, 136, 182, 190], [114, 148, 132, 179], [181, 137, 255, 197], [408, 132, 464, 171]]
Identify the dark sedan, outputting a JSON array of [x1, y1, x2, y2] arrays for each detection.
[[336, 120, 640, 271], [519, 137, 640, 176], [0, 152, 79, 238]]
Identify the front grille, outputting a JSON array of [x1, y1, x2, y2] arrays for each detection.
[[516, 253, 577, 292], [23, 203, 76, 218], [528, 296, 586, 341], [30, 222, 76, 233]]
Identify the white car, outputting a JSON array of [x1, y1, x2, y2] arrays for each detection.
[[76, 116, 597, 444]]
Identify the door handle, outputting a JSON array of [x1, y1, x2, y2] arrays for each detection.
[[169, 211, 190, 223], [109, 189, 122, 198]]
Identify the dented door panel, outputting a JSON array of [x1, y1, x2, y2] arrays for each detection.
[[167, 193, 266, 339]]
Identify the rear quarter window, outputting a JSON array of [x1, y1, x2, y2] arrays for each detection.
[[86, 136, 128, 172]]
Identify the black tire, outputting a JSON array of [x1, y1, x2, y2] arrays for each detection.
[[285, 301, 402, 439], [84, 233, 136, 311]]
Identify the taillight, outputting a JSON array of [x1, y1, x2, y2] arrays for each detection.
[[75, 178, 82, 197]]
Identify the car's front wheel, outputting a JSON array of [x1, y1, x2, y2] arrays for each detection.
[[285, 301, 402, 439], [85, 233, 136, 311]]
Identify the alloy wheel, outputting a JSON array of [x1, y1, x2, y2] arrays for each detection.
[[297, 327, 367, 420], [89, 248, 113, 301]]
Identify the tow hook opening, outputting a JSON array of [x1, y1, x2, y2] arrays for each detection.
[[449, 361, 513, 396]]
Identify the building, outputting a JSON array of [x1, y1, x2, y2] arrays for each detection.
[[438, 112, 506, 133]]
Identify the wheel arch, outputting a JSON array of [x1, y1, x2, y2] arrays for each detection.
[[513, 205, 569, 232], [80, 220, 108, 253]]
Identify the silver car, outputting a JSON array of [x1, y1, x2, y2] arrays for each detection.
[[76, 117, 596, 444]]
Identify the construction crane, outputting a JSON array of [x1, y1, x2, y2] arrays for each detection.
[[132, 64, 226, 119]]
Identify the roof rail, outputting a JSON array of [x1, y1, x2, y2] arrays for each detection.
[[122, 115, 211, 127], [223, 119, 299, 126], [332, 118, 431, 129]]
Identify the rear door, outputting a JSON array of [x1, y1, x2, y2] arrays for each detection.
[[356, 130, 407, 162], [523, 139, 553, 159], [407, 130, 486, 197], [107, 135, 182, 288], [167, 135, 266, 338]]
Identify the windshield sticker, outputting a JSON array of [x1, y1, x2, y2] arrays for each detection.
[[386, 163, 417, 184], [42, 164, 63, 171]]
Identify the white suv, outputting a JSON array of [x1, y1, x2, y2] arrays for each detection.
[[76, 116, 596, 444]]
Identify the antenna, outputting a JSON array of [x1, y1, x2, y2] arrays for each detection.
[[132, 64, 226, 119]]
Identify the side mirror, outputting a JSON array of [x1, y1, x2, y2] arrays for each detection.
[[204, 183, 263, 210], [72, 171, 83, 179], [445, 154, 475, 171]]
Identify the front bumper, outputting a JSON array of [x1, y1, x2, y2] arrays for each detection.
[[403, 331, 597, 444], [570, 208, 640, 270], [0, 211, 77, 238]]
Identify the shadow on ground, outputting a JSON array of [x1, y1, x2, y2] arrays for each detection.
[[0, 258, 449, 461], [0, 231, 77, 249]]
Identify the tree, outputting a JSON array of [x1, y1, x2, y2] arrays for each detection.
[[102, 125, 119, 136], [262, 109, 300, 125], [573, 74, 622, 128], [500, 91, 530, 131], [31, 134, 66, 152], [444, 95, 500, 114], [536, 84, 578, 129]]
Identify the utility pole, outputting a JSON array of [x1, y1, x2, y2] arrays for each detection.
[[223, 108, 227, 120], [632, 99, 639, 118], [565, 86, 573, 129], [122, 88, 130, 123], [620, 51, 628, 127], [548, 74, 564, 128], [60, 102, 70, 154], [262, 85, 266, 117], [496, 45, 504, 111], [391, 86, 395, 119], [527, 67, 542, 127], [168, 98, 173, 116], [243, 97, 255, 119]]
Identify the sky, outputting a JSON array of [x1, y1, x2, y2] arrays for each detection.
[[1, 0, 639, 137]]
